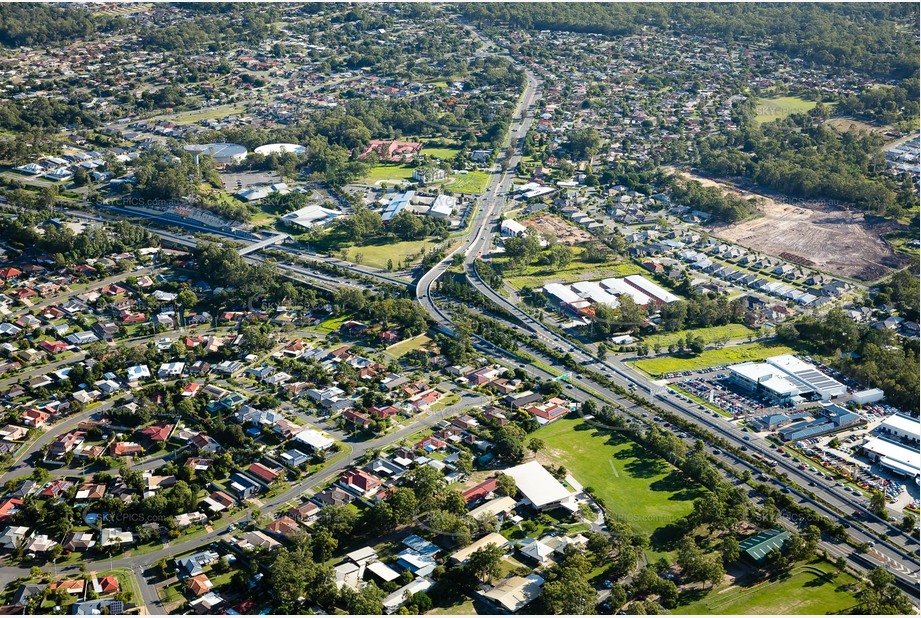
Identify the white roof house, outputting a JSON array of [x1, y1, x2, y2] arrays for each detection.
[[382, 577, 434, 614], [449, 532, 509, 564], [468, 496, 517, 521], [504, 461, 575, 511], [295, 428, 334, 451], [482, 574, 545, 613]]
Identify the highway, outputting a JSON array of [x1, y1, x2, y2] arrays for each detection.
[[21, 29, 916, 610], [409, 39, 920, 598]]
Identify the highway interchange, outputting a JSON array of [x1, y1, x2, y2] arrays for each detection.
[[7, 32, 917, 614]]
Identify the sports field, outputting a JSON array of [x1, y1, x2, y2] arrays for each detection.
[[755, 96, 818, 124], [534, 417, 704, 551]]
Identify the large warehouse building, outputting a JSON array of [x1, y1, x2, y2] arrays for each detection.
[[542, 275, 680, 317], [727, 354, 847, 404], [184, 142, 248, 165], [862, 436, 920, 482]]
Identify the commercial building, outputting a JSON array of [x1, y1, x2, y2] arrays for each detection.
[[504, 461, 576, 512], [254, 143, 306, 156], [382, 191, 415, 223], [777, 404, 862, 442], [878, 414, 920, 446], [280, 205, 342, 230], [739, 529, 791, 564], [542, 275, 679, 316], [727, 355, 847, 404], [862, 436, 920, 481], [851, 388, 885, 405], [183, 143, 248, 165]]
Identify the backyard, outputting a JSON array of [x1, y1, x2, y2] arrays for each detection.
[[632, 342, 796, 377]]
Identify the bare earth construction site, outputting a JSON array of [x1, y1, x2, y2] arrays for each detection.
[[673, 170, 910, 282], [709, 198, 906, 281]]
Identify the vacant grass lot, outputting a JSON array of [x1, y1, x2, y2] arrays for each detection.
[[445, 171, 490, 194], [343, 238, 438, 270], [644, 324, 760, 349], [755, 96, 819, 123], [534, 417, 704, 556], [423, 145, 463, 160], [502, 248, 648, 290], [678, 562, 859, 614], [362, 163, 417, 184], [632, 342, 795, 376], [384, 334, 432, 359]]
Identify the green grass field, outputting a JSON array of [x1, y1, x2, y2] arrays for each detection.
[[534, 417, 704, 554], [644, 324, 760, 349], [343, 238, 438, 270], [503, 247, 648, 290], [172, 104, 247, 124], [445, 171, 490, 195], [362, 163, 417, 184], [423, 146, 462, 160], [679, 562, 859, 614], [632, 342, 795, 376], [384, 334, 432, 359], [755, 96, 818, 124]]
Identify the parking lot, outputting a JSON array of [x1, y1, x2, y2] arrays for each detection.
[[672, 368, 779, 418]]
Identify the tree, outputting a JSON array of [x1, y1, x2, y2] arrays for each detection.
[[542, 567, 596, 614], [341, 581, 385, 614], [316, 504, 358, 537], [388, 487, 418, 525], [495, 473, 517, 497], [869, 490, 888, 518], [312, 529, 338, 562], [527, 438, 545, 455], [720, 536, 740, 564], [465, 543, 505, 583], [493, 424, 526, 463], [860, 566, 913, 614], [403, 465, 446, 511]]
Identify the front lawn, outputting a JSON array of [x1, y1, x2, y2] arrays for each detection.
[[632, 343, 796, 377]]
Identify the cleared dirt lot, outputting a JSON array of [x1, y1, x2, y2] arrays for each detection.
[[709, 197, 905, 281], [671, 169, 908, 282], [520, 213, 593, 245]]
